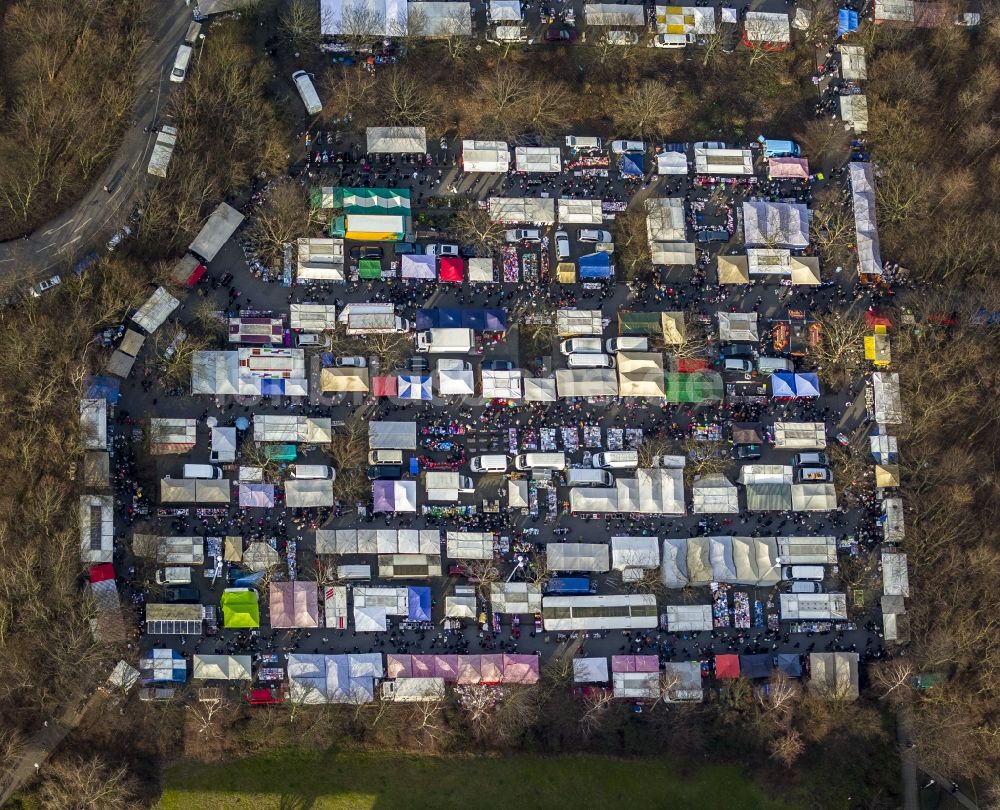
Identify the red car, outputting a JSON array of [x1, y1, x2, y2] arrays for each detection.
[[544, 27, 578, 42], [448, 564, 481, 583]]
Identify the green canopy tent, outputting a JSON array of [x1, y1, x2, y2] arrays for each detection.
[[221, 589, 260, 629], [664, 372, 724, 403], [263, 444, 297, 463], [618, 311, 663, 336], [358, 259, 382, 280]]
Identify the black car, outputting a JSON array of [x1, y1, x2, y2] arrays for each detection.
[[731, 444, 762, 460], [482, 359, 515, 371], [544, 27, 578, 42], [367, 464, 403, 480], [350, 245, 383, 260], [404, 356, 429, 373], [165, 586, 201, 603], [720, 343, 756, 359]]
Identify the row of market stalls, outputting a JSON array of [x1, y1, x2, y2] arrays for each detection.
[[320, 0, 472, 37], [191, 348, 309, 396]]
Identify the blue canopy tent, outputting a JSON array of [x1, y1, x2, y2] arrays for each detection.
[[775, 653, 803, 678], [793, 373, 820, 398], [398, 375, 432, 400], [578, 252, 612, 280], [85, 375, 122, 404], [739, 654, 774, 679], [770, 372, 797, 397], [619, 153, 644, 178], [407, 586, 432, 621], [416, 308, 509, 331], [837, 8, 859, 36]]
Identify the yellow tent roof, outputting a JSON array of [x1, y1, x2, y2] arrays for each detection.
[[661, 312, 685, 344], [864, 334, 890, 366], [717, 256, 750, 284], [320, 368, 371, 392], [557, 262, 576, 283], [875, 464, 900, 488]]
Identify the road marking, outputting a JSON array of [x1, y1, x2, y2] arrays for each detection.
[[34, 243, 57, 253], [74, 217, 93, 232], [42, 221, 70, 236], [65, 236, 81, 245]]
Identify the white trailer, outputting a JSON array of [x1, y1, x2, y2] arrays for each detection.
[[189, 202, 245, 263], [147, 126, 179, 178], [416, 328, 475, 353]]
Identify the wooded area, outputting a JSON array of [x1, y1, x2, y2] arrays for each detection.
[[0, 0, 148, 239]]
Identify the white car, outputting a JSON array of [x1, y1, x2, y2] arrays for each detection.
[[505, 229, 541, 243], [425, 243, 459, 256], [653, 32, 694, 48], [29, 275, 62, 297], [335, 356, 367, 367], [107, 225, 132, 251], [693, 141, 726, 150], [555, 230, 571, 260], [609, 140, 646, 154], [579, 229, 612, 243]]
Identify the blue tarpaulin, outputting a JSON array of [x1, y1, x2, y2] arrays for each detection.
[[739, 654, 774, 679], [837, 8, 859, 36], [407, 586, 432, 621], [578, 252, 612, 280], [85, 375, 121, 404], [261, 379, 285, 396], [416, 308, 508, 331], [619, 153, 644, 177], [776, 653, 802, 678]]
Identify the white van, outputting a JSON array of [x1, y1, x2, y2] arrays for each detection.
[[493, 25, 528, 42], [183, 463, 223, 479], [567, 353, 616, 369], [155, 567, 192, 585], [368, 449, 404, 465], [723, 358, 754, 373], [606, 336, 649, 353], [514, 452, 567, 471], [290, 464, 335, 480], [592, 450, 639, 469], [605, 30, 639, 45], [560, 338, 603, 355], [555, 231, 571, 260], [565, 136, 602, 150], [170, 44, 193, 83], [782, 565, 825, 581], [653, 32, 695, 48], [470, 455, 509, 473], [757, 356, 794, 373], [566, 469, 614, 487], [292, 70, 323, 115]]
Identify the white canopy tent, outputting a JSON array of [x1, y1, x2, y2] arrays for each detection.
[[436, 359, 476, 395], [617, 352, 666, 398], [290, 303, 338, 331], [192, 654, 252, 680], [694, 147, 753, 176], [743, 11, 791, 42], [791, 483, 838, 511], [445, 594, 477, 619], [514, 146, 561, 173], [717, 311, 758, 342], [611, 536, 660, 577], [367, 127, 427, 153], [661, 538, 689, 588], [132, 287, 179, 334], [656, 151, 688, 175], [809, 652, 859, 699], [871, 372, 903, 424], [523, 377, 557, 402], [555, 369, 618, 398], [320, 0, 407, 35], [490, 581, 542, 613], [547, 543, 611, 572], [446, 532, 494, 559], [646, 198, 686, 241], [662, 661, 704, 702], [489, 197, 556, 224], [489, 0, 522, 19], [573, 657, 610, 683], [462, 140, 510, 173], [508, 480, 529, 508], [481, 369, 523, 400], [840, 94, 869, 133], [316, 528, 439, 555], [692, 474, 739, 513], [558, 199, 603, 224], [285, 479, 335, 508], [556, 309, 602, 336], [467, 257, 495, 282], [369, 421, 418, 449], [849, 163, 883, 277], [191, 351, 239, 395], [584, 2, 646, 25], [410, 2, 473, 36], [773, 422, 827, 449], [742, 201, 809, 248], [663, 604, 712, 631], [297, 238, 345, 283]]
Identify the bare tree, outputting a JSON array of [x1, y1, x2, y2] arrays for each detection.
[[615, 80, 684, 139], [338, 2, 385, 51], [868, 660, 915, 706], [245, 180, 320, 269], [812, 311, 868, 388], [278, 0, 323, 53], [448, 208, 507, 255], [38, 756, 139, 810], [379, 68, 439, 128]]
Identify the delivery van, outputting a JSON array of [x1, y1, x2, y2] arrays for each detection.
[[592, 450, 639, 469], [764, 139, 801, 158], [470, 455, 509, 473], [155, 567, 192, 585], [170, 44, 193, 83], [514, 452, 567, 471], [782, 565, 825, 581], [291, 70, 323, 115], [183, 464, 223, 479], [565, 469, 614, 487], [289, 464, 336, 479], [567, 353, 616, 369], [757, 356, 794, 373], [606, 336, 649, 353], [560, 338, 603, 355], [545, 577, 598, 595], [368, 449, 404, 465]]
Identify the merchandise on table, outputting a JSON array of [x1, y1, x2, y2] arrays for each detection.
[[502, 246, 519, 283], [607, 428, 624, 451], [561, 426, 580, 451], [733, 591, 751, 629], [583, 425, 602, 447], [541, 428, 558, 451]]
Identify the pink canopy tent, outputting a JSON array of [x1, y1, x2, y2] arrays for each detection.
[[501, 654, 540, 684], [269, 582, 319, 628], [385, 654, 412, 679], [768, 157, 809, 180], [372, 375, 398, 397], [239, 482, 275, 508], [611, 655, 660, 673], [439, 257, 465, 283], [457, 656, 484, 685], [433, 654, 460, 680], [480, 654, 504, 684]]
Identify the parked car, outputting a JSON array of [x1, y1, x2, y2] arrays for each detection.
[[394, 242, 419, 254], [505, 229, 541, 243], [544, 27, 578, 42], [164, 586, 201, 604], [482, 359, 515, 371], [792, 452, 829, 466], [697, 229, 730, 243], [693, 141, 726, 150], [609, 140, 646, 153], [29, 275, 62, 297], [367, 465, 403, 480], [731, 444, 762, 460], [796, 465, 832, 483], [555, 230, 571, 260], [349, 245, 382, 260], [404, 356, 430, 372], [335, 356, 367, 367], [579, 229, 612, 243], [790, 581, 823, 593], [425, 243, 459, 256], [653, 32, 695, 47], [296, 333, 330, 348], [106, 225, 132, 251]]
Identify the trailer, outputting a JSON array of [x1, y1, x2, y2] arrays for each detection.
[[156, 536, 205, 566], [189, 202, 245, 263], [147, 126, 179, 178], [346, 313, 408, 334], [416, 328, 475, 353]]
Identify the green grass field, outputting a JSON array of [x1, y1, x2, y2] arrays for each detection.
[[159, 751, 795, 810]]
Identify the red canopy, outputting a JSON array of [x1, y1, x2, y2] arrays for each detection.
[[89, 563, 116, 583], [677, 358, 709, 373], [864, 310, 893, 329], [185, 263, 207, 288], [439, 257, 464, 283], [372, 375, 398, 397], [768, 157, 809, 180], [715, 654, 741, 679]]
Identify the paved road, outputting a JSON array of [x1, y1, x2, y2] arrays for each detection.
[[0, 2, 192, 281]]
